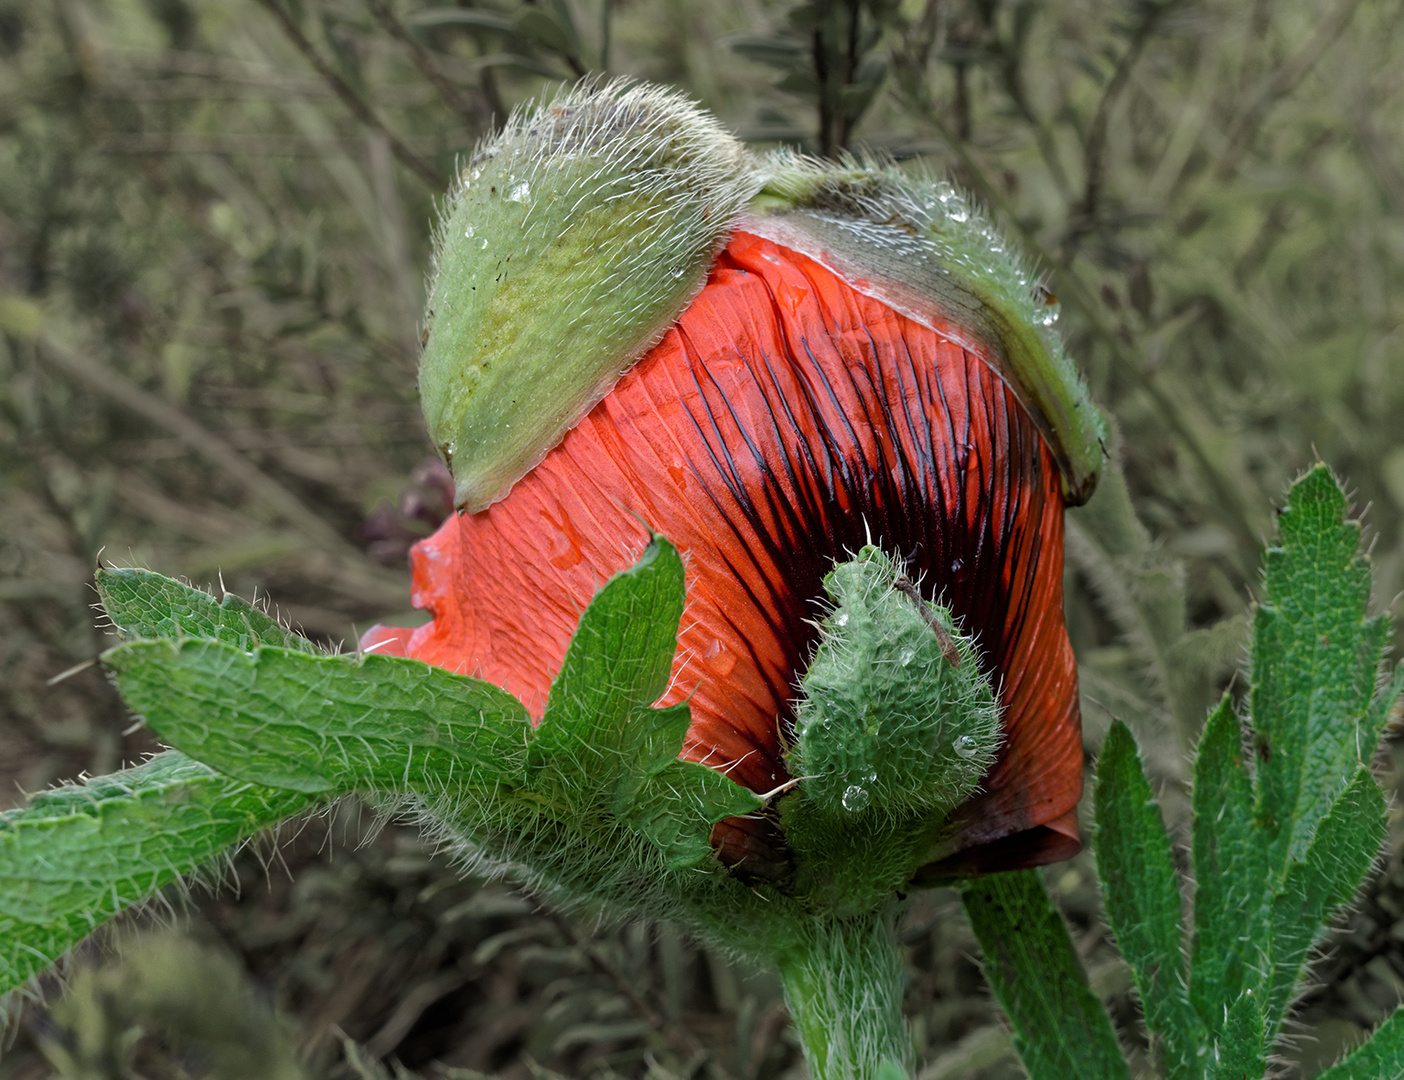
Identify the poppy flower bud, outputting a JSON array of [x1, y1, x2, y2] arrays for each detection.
[[369, 81, 1101, 884], [420, 81, 760, 511], [790, 546, 1000, 822]]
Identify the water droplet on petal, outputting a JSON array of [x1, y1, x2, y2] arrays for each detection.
[[777, 280, 808, 315], [841, 784, 871, 812], [703, 638, 737, 676]]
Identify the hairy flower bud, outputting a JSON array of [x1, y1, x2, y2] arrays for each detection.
[[370, 81, 1097, 883], [790, 546, 1001, 821]]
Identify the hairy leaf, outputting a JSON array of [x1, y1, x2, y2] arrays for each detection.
[[105, 642, 532, 795], [1185, 467, 1398, 1061], [962, 870, 1128, 1080], [1265, 768, 1386, 1036], [1093, 721, 1201, 1078], [1316, 1006, 1404, 1080], [0, 753, 312, 997], [105, 541, 759, 873], [1251, 465, 1395, 868], [530, 537, 761, 867], [529, 536, 685, 786], [1209, 988, 1264, 1080], [97, 567, 319, 653], [1190, 697, 1269, 1027]]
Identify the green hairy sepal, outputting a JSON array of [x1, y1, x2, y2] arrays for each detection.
[[747, 152, 1106, 505], [420, 81, 758, 511], [789, 545, 999, 820]]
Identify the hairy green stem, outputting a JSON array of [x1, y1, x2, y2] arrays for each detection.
[[774, 909, 911, 1080]]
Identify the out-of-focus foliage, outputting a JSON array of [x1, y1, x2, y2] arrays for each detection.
[[2, 0, 1403, 1076]]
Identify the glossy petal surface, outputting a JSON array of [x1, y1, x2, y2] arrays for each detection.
[[366, 231, 1082, 875]]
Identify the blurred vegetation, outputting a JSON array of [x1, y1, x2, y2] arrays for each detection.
[[2, 0, 1404, 1076]]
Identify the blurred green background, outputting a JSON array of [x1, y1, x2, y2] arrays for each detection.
[[2, 0, 1404, 1076]]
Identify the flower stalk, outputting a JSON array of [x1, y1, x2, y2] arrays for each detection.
[[772, 908, 912, 1080]]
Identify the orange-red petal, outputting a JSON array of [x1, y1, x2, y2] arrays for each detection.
[[365, 230, 1083, 875]]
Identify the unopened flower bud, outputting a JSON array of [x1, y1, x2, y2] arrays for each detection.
[[790, 546, 1001, 822]]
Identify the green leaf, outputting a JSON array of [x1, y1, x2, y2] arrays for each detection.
[[1180, 469, 1400, 1064], [97, 567, 318, 653], [1316, 1006, 1404, 1080], [1209, 989, 1265, 1080], [1190, 696, 1270, 1029], [103, 538, 757, 885], [529, 536, 684, 789], [104, 642, 532, 795], [961, 870, 1129, 1080], [513, 9, 576, 57], [1093, 721, 1202, 1078], [1264, 767, 1385, 1036], [1251, 465, 1393, 868], [0, 752, 311, 998], [408, 8, 516, 33], [529, 536, 761, 866], [617, 758, 762, 871], [0, 573, 327, 998], [730, 35, 810, 75]]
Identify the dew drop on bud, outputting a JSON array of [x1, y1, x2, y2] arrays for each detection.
[[835, 611, 850, 627], [898, 646, 916, 666], [841, 784, 871, 812], [507, 180, 531, 204], [953, 735, 980, 760], [464, 225, 475, 239]]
